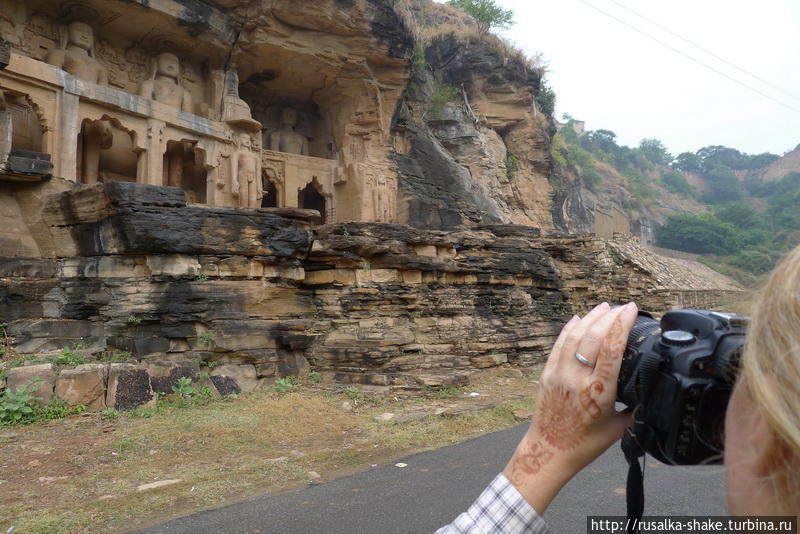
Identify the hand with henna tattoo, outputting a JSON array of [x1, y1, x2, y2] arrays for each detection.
[[502, 301, 639, 515]]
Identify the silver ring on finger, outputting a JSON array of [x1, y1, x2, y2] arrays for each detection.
[[574, 351, 595, 368]]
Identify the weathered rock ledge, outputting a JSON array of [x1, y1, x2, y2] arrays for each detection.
[[0, 183, 742, 408]]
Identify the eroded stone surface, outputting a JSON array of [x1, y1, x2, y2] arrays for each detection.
[[106, 364, 153, 411], [145, 360, 200, 395], [55, 364, 107, 410], [6, 364, 56, 404]]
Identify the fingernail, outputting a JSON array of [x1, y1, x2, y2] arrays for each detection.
[[599, 302, 610, 311], [567, 315, 580, 325], [623, 302, 638, 316]]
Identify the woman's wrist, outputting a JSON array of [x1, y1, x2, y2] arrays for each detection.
[[503, 431, 577, 515]]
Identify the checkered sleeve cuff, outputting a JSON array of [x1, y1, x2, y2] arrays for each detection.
[[436, 473, 551, 534]]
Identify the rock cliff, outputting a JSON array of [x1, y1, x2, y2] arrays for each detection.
[[1, 182, 741, 405]]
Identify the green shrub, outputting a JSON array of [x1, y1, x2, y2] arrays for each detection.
[[429, 83, 461, 118], [535, 80, 556, 116], [447, 0, 515, 34], [308, 371, 322, 384], [171, 377, 195, 398], [199, 332, 215, 348], [582, 168, 603, 190], [505, 151, 520, 180], [0, 384, 40, 426], [55, 347, 86, 367], [274, 376, 299, 394], [657, 213, 741, 255], [660, 170, 694, 197]]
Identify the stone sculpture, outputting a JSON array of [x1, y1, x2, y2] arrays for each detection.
[[221, 70, 260, 130], [138, 52, 193, 113], [269, 108, 309, 156], [231, 133, 262, 209], [79, 120, 113, 184], [45, 21, 108, 85]]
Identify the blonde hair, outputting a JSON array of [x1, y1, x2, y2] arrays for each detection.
[[740, 244, 800, 513]]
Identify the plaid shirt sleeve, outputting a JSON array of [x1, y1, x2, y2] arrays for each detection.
[[436, 473, 551, 534]]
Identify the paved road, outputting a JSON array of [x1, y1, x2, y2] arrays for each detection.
[[132, 425, 726, 534]]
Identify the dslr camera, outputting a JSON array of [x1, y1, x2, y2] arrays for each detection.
[[617, 309, 748, 465]]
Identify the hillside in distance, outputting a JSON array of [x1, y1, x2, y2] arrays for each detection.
[[554, 121, 800, 286]]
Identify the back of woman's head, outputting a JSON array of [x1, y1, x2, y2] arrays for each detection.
[[741, 244, 800, 512]]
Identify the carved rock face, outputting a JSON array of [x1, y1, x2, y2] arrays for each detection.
[[68, 22, 94, 51], [157, 52, 180, 79]]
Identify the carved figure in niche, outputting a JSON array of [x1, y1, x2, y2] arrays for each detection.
[[270, 108, 309, 156], [46, 22, 108, 85], [78, 120, 112, 184], [77, 119, 138, 184], [261, 167, 280, 208], [165, 141, 207, 204], [372, 175, 396, 223], [138, 52, 193, 113], [231, 133, 262, 209]]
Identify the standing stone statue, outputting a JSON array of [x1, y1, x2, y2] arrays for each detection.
[[45, 21, 108, 85], [231, 133, 262, 209], [269, 108, 309, 156], [79, 120, 113, 184], [138, 52, 193, 113]]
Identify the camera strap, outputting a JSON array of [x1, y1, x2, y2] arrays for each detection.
[[622, 431, 645, 534]]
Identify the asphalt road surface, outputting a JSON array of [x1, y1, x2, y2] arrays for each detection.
[[131, 425, 726, 534]]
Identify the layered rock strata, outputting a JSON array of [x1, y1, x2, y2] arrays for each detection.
[[0, 183, 742, 409]]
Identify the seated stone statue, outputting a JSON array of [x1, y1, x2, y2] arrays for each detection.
[[138, 52, 193, 113], [269, 108, 309, 156], [45, 21, 108, 85], [231, 133, 262, 209]]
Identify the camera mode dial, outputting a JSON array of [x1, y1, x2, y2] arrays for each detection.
[[661, 330, 696, 346]]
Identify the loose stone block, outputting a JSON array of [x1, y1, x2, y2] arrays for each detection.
[[210, 364, 259, 394], [55, 363, 107, 410], [6, 364, 56, 404], [106, 363, 154, 411]]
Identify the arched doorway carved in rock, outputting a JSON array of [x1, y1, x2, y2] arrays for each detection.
[[298, 178, 326, 221]]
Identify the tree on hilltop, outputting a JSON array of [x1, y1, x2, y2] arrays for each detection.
[[447, 0, 515, 34], [638, 138, 672, 166]]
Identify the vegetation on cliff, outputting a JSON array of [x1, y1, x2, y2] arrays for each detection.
[[557, 116, 798, 285]]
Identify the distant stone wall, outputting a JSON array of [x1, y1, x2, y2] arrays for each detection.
[[0, 183, 744, 410], [670, 290, 745, 311], [593, 206, 630, 238]]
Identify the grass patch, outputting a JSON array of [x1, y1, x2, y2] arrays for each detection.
[[0, 368, 541, 533]]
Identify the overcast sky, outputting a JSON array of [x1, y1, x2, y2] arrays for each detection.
[[487, 0, 800, 157]]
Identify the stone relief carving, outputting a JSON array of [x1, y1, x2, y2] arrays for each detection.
[[138, 52, 193, 113], [45, 21, 108, 85], [269, 108, 309, 156], [230, 133, 262, 209], [369, 173, 396, 223]]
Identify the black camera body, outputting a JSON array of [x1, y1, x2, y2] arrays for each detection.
[[617, 309, 748, 465]]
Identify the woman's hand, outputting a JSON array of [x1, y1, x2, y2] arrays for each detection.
[[503, 302, 639, 514]]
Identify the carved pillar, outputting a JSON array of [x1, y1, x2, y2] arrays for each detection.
[[143, 118, 165, 186], [284, 161, 300, 208], [58, 92, 81, 182]]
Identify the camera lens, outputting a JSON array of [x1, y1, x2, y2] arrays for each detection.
[[617, 313, 661, 405]]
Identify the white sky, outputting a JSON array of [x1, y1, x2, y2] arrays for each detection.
[[485, 0, 800, 156]]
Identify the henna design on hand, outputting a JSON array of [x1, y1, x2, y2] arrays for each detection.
[[509, 440, 553, 486], [579, 380, 605, 419], [537, 384, 585, 450], [594, 317, 626, 381]]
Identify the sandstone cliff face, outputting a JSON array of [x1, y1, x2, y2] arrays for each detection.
[[1, 183, 740, 394]]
